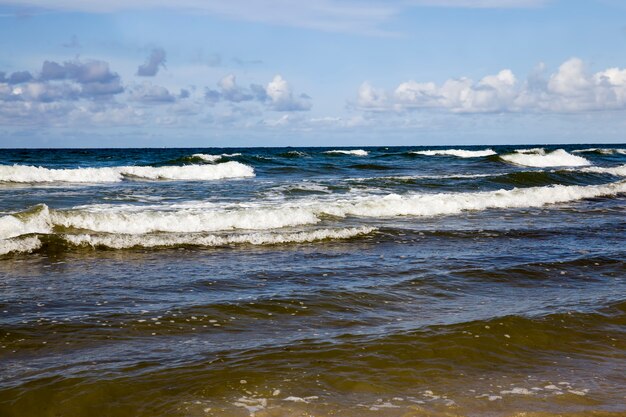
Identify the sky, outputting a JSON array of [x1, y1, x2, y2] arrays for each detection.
[[0, 0, 625, 148]]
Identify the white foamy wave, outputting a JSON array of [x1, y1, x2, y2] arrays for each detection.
[[324, 149, 369, 156], [500, 149, 591, 167], [0, 165, 122, 183], [411, 149, 496, 158], [0, 236, 42, 255], [12, 180, 622, 239], [573, 148, 626, 155], [0, 162, 254, 183], [513, 147, 546, 154], [118, 162, 253, 180], [192, 153, 242, 162], [0, 205, 52, 240], [313, 181, 625, 219], [581, 165, 626, 177], [51, 205, 321, 234], [64, 227, 376, 249]]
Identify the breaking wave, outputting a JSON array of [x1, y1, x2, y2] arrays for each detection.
[[324, 150, 369, 156], [2, 180, 624, 255], [192, 153, 242, 162], [64, 227, 376, 249], [411, 149, 496, 158], [581, 164, 626, 177], [279, 151, 308, 158], [0, 162, 254, 183], [500, 149, 591, 167], [0, 236, 42, 256]]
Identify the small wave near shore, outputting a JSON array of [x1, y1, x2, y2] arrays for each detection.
[[2, 179, 625, 255]]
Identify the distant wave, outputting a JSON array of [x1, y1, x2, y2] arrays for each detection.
[[279, 151, 308, 158], [411, 149, 496, 158], [2, 180, 625, 255], [324, 150, 369, 156], [0, 162, 254, 183], [500, 149, 591, 167], [192, 153, 242, 162], [572, 148, 626, 155], [581, 164, 626, 177]]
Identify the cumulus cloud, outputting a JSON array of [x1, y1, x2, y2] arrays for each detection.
[[1, 59, 124, 105], [0, 58, 127, 126], [355, 58, 626, 113], [265, 75, 311, 111], [205, 73, 311, 111], [205, 74, 252, 103], [5, 71, 34, 84], [217, 74, 253, 102], [129, 83, 176, 103], [137, 48, 166, 77]]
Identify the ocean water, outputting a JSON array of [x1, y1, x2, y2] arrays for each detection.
[[0, 145, 625, 417]]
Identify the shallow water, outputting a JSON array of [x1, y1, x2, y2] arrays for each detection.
[[1, 145, 625, 416]]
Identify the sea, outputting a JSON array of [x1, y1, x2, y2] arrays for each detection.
[[0, 145, 625, 417]]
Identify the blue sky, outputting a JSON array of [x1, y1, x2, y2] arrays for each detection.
[[0, 0, 625, 147]]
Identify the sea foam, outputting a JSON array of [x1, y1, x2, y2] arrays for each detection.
[[3, 181, 624, 241], [581, 164, 626, 177], [500, 149, 591, 167], [0, 236, 42, 256], [411, 149, 496, 158], [64, 227, 376, 249], [0, 162, 254, 183], [0, 204, 52, 240]]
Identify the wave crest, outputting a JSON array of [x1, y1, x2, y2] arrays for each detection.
[[500, 149, 591, 167], [0, 162, 254, 184], [324, 150, 368, 156], [192, 153, 242, 162], [573, 148, 626, 155], [64, 227, 376, 249], [411, 149, 496, 158], [3, 181, 624, 240]]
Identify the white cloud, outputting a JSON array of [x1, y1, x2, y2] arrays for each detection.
[[356, 82, 388, 110], [129, 83, 176, 103], [204, 73, 310, 111], [265, 75, 311, 111], [355, 58, 626, 113]]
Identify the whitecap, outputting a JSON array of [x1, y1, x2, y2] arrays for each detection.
[[192, 153, 242, 162], [573, 148, 626, 155], [324, 149, 368, 156], [0, 161, 254, 184], [500, 149, 591, 167], [0, 236, 42, 256], [9, 181, 625, 239], [63, 227, 376, 249], [581, 164, 626, 177], [411, 149, 496, 158], [0, 204, 52, 240]]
